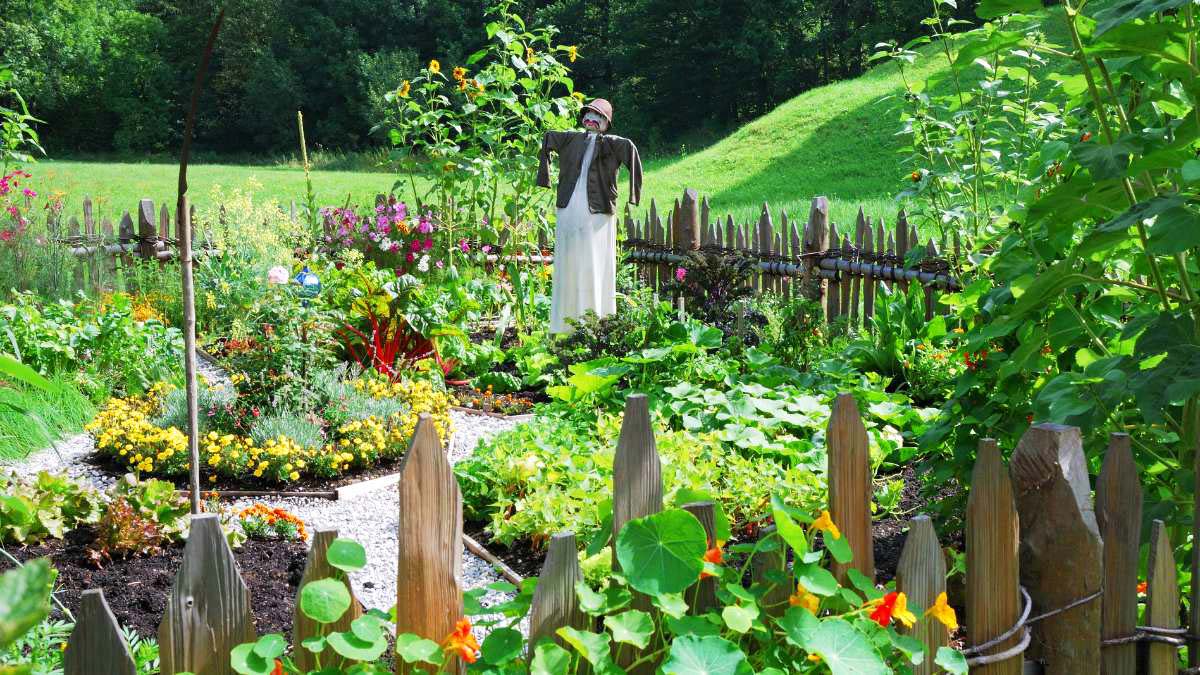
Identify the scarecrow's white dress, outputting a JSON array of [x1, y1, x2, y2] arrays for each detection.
[[549, 132, 616, 334]]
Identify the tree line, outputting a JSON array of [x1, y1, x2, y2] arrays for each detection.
[[1, 0, 977, 156]]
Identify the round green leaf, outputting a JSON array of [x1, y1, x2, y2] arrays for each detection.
[[615, 510, 707, 595], [326, 538, 367, 572], [350, 614, 387, 642], [721, 604, 758, 634], [300, 578, 352, 624], [531, 641, 572, 675], [229, 643, 274, 675], [252, 633, 286, 660], [808, 619, 888, 675], [481, 627, 524, 664], [662, 635, 750, 675], [556, 627, 610, 667], [328, 629, 388, 662], [395, 634, 442, 664], [603, 610, 654, 649], [300, 635, 327, 654]]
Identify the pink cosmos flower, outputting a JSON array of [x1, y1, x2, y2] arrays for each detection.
[[22, 188, 35, 198], [435, 260, 444, 269], [675, 267, 687, 282], [481, 244, 492, 254], [459, 239, 469, 252]]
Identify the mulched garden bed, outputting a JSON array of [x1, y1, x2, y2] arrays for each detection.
[[1, 527, 307, 637], [465, 521, 547, 580]]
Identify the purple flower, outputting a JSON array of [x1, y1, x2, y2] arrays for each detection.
[[675, 267, 687, 282], [423, 238, 433, 250], [481, 244, 492, 254], [436, 260, 444, 269], [458, 238, 469, 252], [406, 252, 415, 262]]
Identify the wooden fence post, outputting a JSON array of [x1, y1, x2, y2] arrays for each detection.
[[802, 197, 829, 307], [826, 221, 841, 321], [138, 199, 156, 261], [1144, 520, 1180, 674], [64, 589, 137, 675], [862, 223, 876, 330], [896, 515, 946, 675], [159, 514, 255, 675], [966, 439, 1022, 675], [1096, 433, 1141, 675], [396, 414, 464, 675], [293, 529, 364, 673], [851, 210, 865, 328], [827, 393, 873, 583], [895, 211, 909, 293], [751, 525, 790, 617], [675, 189, 700, 252], [1010, 424, 1102, 672], [682, 501, 718, 614], [529, 532, 588, 652]]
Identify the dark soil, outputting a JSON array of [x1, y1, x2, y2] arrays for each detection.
[[2, 528, 307, 637], [872, 465, 965, 584], [465, 521, 547, 579]]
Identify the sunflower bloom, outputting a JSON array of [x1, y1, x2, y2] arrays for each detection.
[[812, 510, 841, 540], [568, 45, 578, 62], [442, 618, 479, 663], [398, 80, 411, 98], [928, 592, 958, 632], [867, 591, 916, 629], [788, 586, 820, 615], [452, 66, 466, 81], [429, 59, 441, 75]]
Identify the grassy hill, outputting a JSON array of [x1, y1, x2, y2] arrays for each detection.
[[28, 7, 1071, 234]]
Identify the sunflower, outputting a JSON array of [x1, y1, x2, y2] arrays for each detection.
[[428, 59, 441, 75], [452, 66, 466, 81]]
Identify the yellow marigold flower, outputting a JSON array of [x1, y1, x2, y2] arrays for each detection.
[[429, 59, 441, 74], [289, 471, 300, 481], [812, 510, 841, 540], [928, 592, 958, 632], [458, 78, 467, 92], [571, 91, 584, 103], [807, 654, 821, 663], [209, 475, 217, 483]]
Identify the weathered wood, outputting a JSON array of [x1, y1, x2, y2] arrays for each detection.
[[1144, 520, 1179, 675], [967, 439, 1022, 675], [802, 197, 829, 306], [1096, 434, 1141, 675], [293, 529, 364, 672], [64, 589, 137, 675], [896, 211, 909, 292], [825, 221, 841, 320], [676, 189, 700, 251], [82, 197, 94, 232], [1010, 424, 1102, 672], [101, 217, 118, 280], [839, 233, 852, 321], [850, 210, 865, 327], [68, 215, 84, 289], [725, 215, 735, 254], [756, 204, 773, 293], [700, 195, 710, 237], [138, 199, 156, 260], [788, 215, 801, 298], [751, 525, 790, 616], [528, 532, 588, 652], [159, 203, 170, 240], [179, 196, 201, 514], [682, 501, 718, 614], [862, 224, 876, 328], [827, 393, 873, 583], [159, 514, 255, 675], [396, 415, 465, 675], [896, 515, 947, 675]]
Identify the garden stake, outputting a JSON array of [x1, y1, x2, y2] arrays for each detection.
[[176, 7, 225, 514]]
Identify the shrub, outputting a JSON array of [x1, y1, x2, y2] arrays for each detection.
[[249, 411, 325, 451]]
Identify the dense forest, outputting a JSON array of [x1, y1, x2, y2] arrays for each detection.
[[1, 0, 978, 154]]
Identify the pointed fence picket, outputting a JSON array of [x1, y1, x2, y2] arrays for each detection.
[[60, 393, 1198, 675]]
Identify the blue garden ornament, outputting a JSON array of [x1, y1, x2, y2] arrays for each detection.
[[293, 266, 321, 303]]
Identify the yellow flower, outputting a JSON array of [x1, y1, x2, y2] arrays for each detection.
[[525, 46, 535, 63], [568, 45, 578, 62], [788, 586, 820, 615], [807, 654, 821, 663], [812, 510, 841, 540], [571, 91, 584, 103], [458, 78, 467, 92], [399, 80, 411, 98], [452, 66, 466, 81], [429, 59, 441, 75], [209, 475, 217, 483], [893, 592, 917, 628], [928, 592, 958, 632], [289, 471, 300, 481]]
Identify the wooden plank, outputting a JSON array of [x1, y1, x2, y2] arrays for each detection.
[[138, 199, 156, 261], [677, 189, 700, 251], [896, 515, 947, 675], [682, 501, 718, 614], [1144, 520, 1180, 675], [64, 589, 137, 675], [1010, 424, 1102, 672], [700, 195, 710, 239], [101, 217, 118, 281], [87, 209, 100, 290], [825, 221, 841, 320], [827, 393, 873, 583], [1096, 433, 1141, 675], [775, 230, 785, 295], [67, 216, 83, 290], [896, 211, 909, 292], [159, 514, 255, 675], [396, 414, 464, 675], [293, 529, 364, 673], [862, 224, 876, 329], [751, 525, 790, 617], [967, 439, 1021, 675], [803, 197, 829, 307], [757, 204, 773, 294], [528, 532, 588, 652], [82, 197, 94, 232], [735, 220, 746, 251], [788, 214, 801, 299], [725, 215, 735, 253], [851, 210, 865, 327], [839, 233, 852, 320]]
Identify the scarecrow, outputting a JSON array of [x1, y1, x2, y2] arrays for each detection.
[[537, 98, 643, 334]]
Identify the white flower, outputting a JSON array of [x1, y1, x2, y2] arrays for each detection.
[[417, 254, 430, 273], [267, 266, 289, 285]]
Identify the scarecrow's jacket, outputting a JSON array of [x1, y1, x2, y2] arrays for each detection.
[[537, 131, 643, 215]]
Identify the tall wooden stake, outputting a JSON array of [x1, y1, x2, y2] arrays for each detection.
[[177, 8, 225, 513]]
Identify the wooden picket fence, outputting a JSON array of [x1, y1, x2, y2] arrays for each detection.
[[622, 189, 962, 327], [54, 401, 1195, 672]]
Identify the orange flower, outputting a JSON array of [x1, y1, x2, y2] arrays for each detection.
[[700, 544, 723, 579], [789, 586, 820, 615], [928, 592, 958, 632], [910, 170, 921, 182], [398, 80, 411, 98], [867, 591, 916, 628], [1137, 581, 1147, 595], [443, 618, 480, 664], [271, 659, 283, 675], [811, 510, 841, 540]]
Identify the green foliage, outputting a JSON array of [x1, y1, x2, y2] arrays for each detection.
[[0, 471, 103, 545], [87, 474, 189, 566], [0, 68, 41, 169], [0, 374, 94, 460], [248, 411, 325, 451], [0, 559, 55, 656], [755, 295, 829, 371]]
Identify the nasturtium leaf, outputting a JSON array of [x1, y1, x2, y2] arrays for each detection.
[[779, 606, 819, 648], [604, 610, 654, 649], [481, 627, 524, 664], [808, 619, 889, 675], [349, 614, 388, 642], [252, 634, 286, 660], [721, 604, 758, 634], [652, 592, 690, 619], [846, 569, 880, 599], [229, 643, 274, 675], [326, 538, 367, 572], [328, 629, 388, 662], [1183, 159, 1200, 183], [557, 627, 611, 666], [770, 502, 808, 557], [0, 559, 54, 649], [394, 634, 442, 664], [824, 532, 853, 564], [531, 641, 572, 675], [615, 509, 708, 595], [796, 562, 839, 597], [935, 646, 970, 674], [673, 488, 732, 542], [300, 635, 327, 654], [888, 632, 927, 664], [666, 615, 722, 637], [300, 578, 352, 624], [662, 635, 750, 675]]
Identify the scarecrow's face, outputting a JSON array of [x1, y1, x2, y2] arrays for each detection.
[[582, 111, 608, 132]]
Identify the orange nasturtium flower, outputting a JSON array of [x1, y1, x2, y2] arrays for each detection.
[[867, 591, 916, 628], [271, 659, 283, 675], [928, 592, 958, 632], [699, 544, 723, 579], [811, 510, 841, 540], [789, 585, 820, 615], [1137, 580, 1148, 595], [443, 618, 480, 663], [429, 59, 441, 75]]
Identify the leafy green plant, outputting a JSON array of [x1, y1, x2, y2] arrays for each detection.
[[87, 473, 190, 566], [0, 471, 103, 545], [0, 559, 55, 673], [249, 411, 325, 451]]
